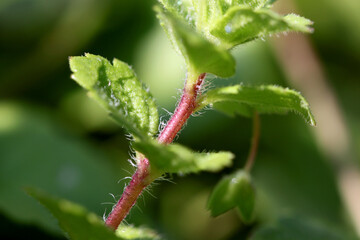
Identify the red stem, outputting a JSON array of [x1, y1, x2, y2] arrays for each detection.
[[105, 73, 206, 230], [105, 158, 151, 230], [158, 73, 206, 144]]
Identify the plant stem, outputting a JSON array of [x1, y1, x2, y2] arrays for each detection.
[[105, 73, 206, 230], [244, 111, 260, 172], [158, 73, 206, 144], [105, 157, 152, 230]]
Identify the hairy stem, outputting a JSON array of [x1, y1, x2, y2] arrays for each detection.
[[158, 73, 206, 144], [105, 158, 152, 230], [244, 112, 260, 172], [105, 73, 206, 230]]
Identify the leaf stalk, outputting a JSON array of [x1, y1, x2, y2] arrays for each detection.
[[244, 111, 260, 172]]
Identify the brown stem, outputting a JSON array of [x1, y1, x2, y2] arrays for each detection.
[[105, 73, 206, 230], [244, 112, 260, 172]]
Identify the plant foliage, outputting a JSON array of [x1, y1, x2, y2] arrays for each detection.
[[29, 0, 318, 239]]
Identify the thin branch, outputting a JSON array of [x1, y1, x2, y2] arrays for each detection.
[[244, 111, 261, 172]]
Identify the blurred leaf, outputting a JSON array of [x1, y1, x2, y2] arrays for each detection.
[[27, 188, 121, 240], [211, 6, 313, 48], [69, 53, 159, 138], [196, 85, 316, 126], [133, 139, 234, 174], [155, 6, 235, 78], [207, 170, 255, 223], [116, 224, 162, 240], [0, 102, 123, 233], [250, 217, 347, 240], [0, 0, 111, 96], [28, 188, 163, 240]]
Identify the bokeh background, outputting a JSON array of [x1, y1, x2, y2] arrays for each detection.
[[0, 0, 360, 239]]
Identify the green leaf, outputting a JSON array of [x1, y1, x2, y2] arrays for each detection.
[[133, 139, 234, 174], [27, 188, 121, 240], [230, 0, 269, 9], [157, 0, 270, 30], [210, 6, 313, 48], [69, 53, 159, 138], [207, 170, 255, 223], [284, 14, 314, 32], [196, 85, 316, 126], [155, 6, 235, 78], [190, 0, 226, 31], [0, 102, 125, 233], [250, 217, 346, 240], [157, 0, 197, 27], [116, 225, 162, 240], [27, 188, 162, 240]]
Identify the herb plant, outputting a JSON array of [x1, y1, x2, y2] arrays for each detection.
[[29, 0, 317, 239]]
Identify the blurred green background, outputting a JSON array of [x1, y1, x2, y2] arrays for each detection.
[[0, 0, 359, 239]]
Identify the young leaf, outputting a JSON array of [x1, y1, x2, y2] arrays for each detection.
[[69, 54, 159, 139], [230, 0, 269, 9], [157, 0, 270, 30], [207, 170, 255, 223], [210, 6, 313, 48], [196, 85, 316, 126], [157, 0, 196, 27], [190, 0, 226, 32], [27, 188, 121, 240], [155, 6, 235, 78], [132, 139, 234, 174]]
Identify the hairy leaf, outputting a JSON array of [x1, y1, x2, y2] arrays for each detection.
[[207, 170, 255, 222], [230, 0, 269, 9], [157, 0, 196, 27], [155, 6, 235, 78], [190, 0, 227, 31], [196, 85, 316, 126], [211, 6, 313, 48], [157, 0, 272, 30], [69, 54, 159, 138], [133, 139, 234, 174]]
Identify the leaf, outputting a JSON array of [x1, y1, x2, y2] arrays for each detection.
[[27, 188, 121, 240], [157, 0, 197, 27], [230, 0, 269, 9], [155, 6, 235, 78], [132, 139, 234, 174], [157, 0, 270, 30], [0, 102, 124, 233], [27, 188, 162, 240], [190, 0, 227, 31], [69, 53, 159, 138], [196, 85, 316, 126], [116, 225, 162, 240], [210, 6, 313, 48], [207, 170, 255, 222], [250, 217, 346, 240]]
